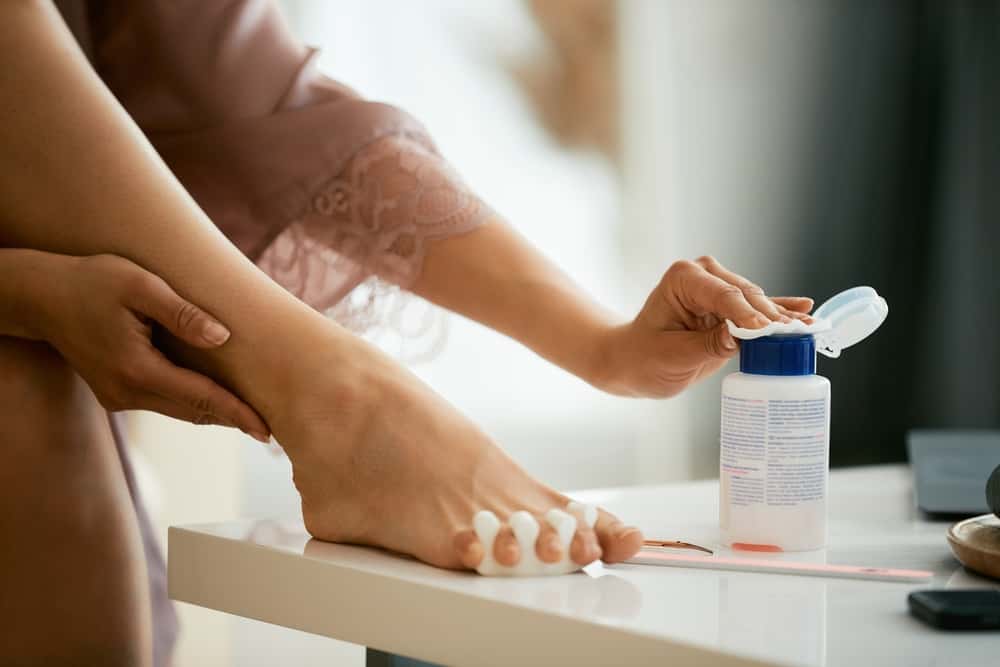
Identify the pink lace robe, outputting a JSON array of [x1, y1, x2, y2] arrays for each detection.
[[63, 0, 488, 323], [56, 1, 490, 665]]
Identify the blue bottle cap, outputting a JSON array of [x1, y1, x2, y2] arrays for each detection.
[[740, 334, 816, 376]]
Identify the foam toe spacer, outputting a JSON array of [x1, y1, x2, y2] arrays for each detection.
[[473, 502, 598, 577], [567, 501, 598, 528], [545, 508, 576, 546]]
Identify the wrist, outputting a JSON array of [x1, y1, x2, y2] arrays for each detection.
[[583, 321, 630, 394]]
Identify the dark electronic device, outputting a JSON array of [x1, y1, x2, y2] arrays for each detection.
[[908, 590, 1000, 630], [907, 430, 1000, 517]]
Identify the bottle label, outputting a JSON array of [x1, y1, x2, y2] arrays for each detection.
[[721, 396, 828, 509]]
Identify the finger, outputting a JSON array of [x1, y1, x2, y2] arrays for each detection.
[[142, 353, 270, 442], [127, 272, 231, 348], [695, 256, 787, 323], [674, 321, 739, 362], [144, 377, 269, 442], [673, 261, 769, 329], [137, 394, 225, 426], [696, 323, 742, 380], [656, 325, 736, 394], [771, 296, 814, 313], [776, 304, 814, 323]]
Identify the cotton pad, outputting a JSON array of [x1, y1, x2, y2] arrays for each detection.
[[726, 317, 831, 341], [473, 501, 598, 576]]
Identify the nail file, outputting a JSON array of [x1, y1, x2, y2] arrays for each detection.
[[627, 548, 933, 583]]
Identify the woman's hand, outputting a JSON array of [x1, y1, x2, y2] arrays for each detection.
[[593, 256, 814, 398], [36, 253, 270, 440]]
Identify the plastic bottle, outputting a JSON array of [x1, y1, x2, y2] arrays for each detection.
[[719, 286, 888, 552]]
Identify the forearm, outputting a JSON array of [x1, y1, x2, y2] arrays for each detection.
[[411, 220, 624, 385], [267, 127, 619, 383], [0, 249, 65, 340]]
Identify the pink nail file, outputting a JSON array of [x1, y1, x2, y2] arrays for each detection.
[[627, 549, 934, 583]]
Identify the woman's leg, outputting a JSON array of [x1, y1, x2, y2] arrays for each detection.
[[0, 338, 151, 667], [0, 1, 641, 570]]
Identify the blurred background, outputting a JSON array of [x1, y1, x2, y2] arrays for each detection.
[[126, 1, 998, 664]]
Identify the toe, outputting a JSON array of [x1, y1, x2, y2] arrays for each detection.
[[452, 529, 484, 569], [567, 501, 598, 528], [545, 508, 577, 546], [493, 525, 520, 567], [534, 522, 563, 563], [570, 528, 602, 565], [594, 509, 644, 563]]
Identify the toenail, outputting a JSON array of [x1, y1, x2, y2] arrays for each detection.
[[615, 525, 640, 539]]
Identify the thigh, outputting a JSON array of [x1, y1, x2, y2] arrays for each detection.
[[0, 337, 151, 667]]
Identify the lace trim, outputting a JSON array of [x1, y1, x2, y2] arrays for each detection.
[[256, 134, 489, 358]]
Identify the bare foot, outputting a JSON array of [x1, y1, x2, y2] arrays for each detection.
[[269, 334, 644, 572]]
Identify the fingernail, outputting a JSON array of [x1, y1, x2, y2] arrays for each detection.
[[721, 329, 737, 351], [245, 430, 270, 444], [202, 320, 231, 346], [615, 525, 640, 539]]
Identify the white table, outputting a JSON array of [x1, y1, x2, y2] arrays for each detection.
[[168, 465, 1000, 666]]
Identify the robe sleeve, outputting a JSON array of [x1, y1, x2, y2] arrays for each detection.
[[85, 0, 489, 317]]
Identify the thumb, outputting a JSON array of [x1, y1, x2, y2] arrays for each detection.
[[706, 321, 740, 359], [671, 323, 739, 388], [671, 322, 739, 363], [130, 272, 231, 348]]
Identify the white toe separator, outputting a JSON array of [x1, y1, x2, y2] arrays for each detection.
[[473, 502, 598, 577]]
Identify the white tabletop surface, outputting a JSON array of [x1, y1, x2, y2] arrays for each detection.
[[168, 465, 1000, 666]]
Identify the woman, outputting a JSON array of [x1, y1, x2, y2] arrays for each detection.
[[0, 1, 812, 665]]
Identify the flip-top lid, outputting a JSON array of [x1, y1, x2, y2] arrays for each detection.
[[811, 286, 888, 358]]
